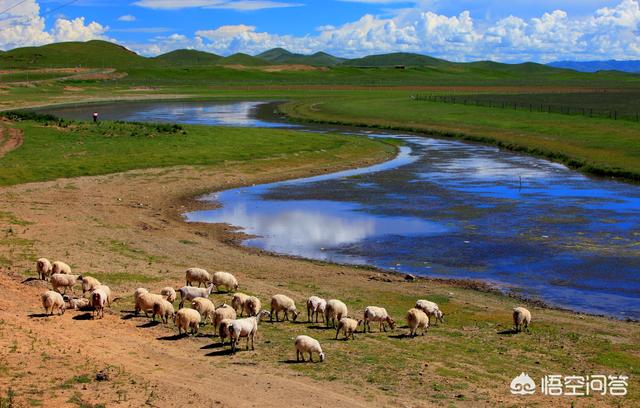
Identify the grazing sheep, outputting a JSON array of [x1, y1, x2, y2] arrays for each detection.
[[335, 317, 362, 340], [160, 287, 176, 303], [185, 267, 211, 287], [306, 296, 326, 323], [407, 308, 429, 337], [218, 318, 234, 345], [36, 258, 52, 280], [363, 306, 396, 333], [91, 288, 109, 319], [513, 307, 531, 333], [135, 291, 165, 317], [212, 304, 237, 334], [325, 299, 348, 328], [415, 299, 445, 326], [64, 296, 90, 311], [134, 288, 149, 303], [177, 283, 214, 308], [50, 273, 81, 294], [81, 276, 102, 295], [192, 298, 216, 325], [211, 271, 238, 293], [231, 292, 250, 316], [41, 290, 65, 315], [174, 308, 201, 336], [270, 294, 299, 322], [295, 335, 325, 363], [243, 296, 261, 317], [152, 299, 175, 324], [227, 310, 270, 353], [51, 261, 71, 275], [94, 284, 112, 307]]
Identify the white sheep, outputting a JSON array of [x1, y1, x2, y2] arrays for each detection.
[[185, 267, 211, 287], [192, 298, 216, 325], [324, 299, 348, 328], [227, 310, 270, 353], [134, 288, 149, 303], [94, 284, 112, 307], [415, 299, 445, 326], [36, 258, 52, 280], [513, 307, 531, 333], [306, 296, 326, 323], [174, 308, 201, 336], [270, 294, 299, 322], [160, 287, 176, 303], [177, 283, 214, 308], [407, 308, 429, 337], [135, 291, 165, 317], [51, 261, 71, 275], [50, 273, 81, 294], [212, 304, 237, 334], [81, 276, 102, 295], [65, 296, 90, 311], [218, 318, 234, 345], [295, 335, 325, 363], [152, 299, 175, 324], [91, 288, 109, 319], [363, 306, 396, 332], [231, 292, 250, 316], [211, 271, 238, 293], [243, 296, 261, 317], [41, 290, 65, 315], [335, 317, 362, 340]]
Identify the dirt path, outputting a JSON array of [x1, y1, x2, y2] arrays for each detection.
[[0, 124, 23, 158]]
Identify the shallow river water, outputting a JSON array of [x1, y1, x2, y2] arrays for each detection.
[[43, 101, 640, 319]]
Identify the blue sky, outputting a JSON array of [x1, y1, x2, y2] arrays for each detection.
[[2, 0, 639, 62]]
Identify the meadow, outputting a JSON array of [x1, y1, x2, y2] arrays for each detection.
[[0, 40, 639, 407]]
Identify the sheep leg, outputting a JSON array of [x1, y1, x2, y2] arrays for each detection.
[[296, 350, 300, 361], [335, 327, 340, 340], [284, 311, 289, 321], [308, 352, 313, 363]]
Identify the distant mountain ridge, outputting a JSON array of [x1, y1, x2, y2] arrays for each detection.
[[1, 40, 636, 81], [548, 60, 640, 73]]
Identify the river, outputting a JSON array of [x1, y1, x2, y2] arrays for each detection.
[[42, 100, 640, 319]]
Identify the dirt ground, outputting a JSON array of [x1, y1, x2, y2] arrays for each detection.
[[0, 139, 637, 407]]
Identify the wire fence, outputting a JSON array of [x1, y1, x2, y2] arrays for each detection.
[[413, 93, 640, 122]]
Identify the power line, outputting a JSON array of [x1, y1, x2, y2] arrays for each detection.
[[0, 0, 30, 17]]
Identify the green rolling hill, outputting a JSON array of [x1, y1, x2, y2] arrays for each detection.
[[257, 48, 345, 66], [155, 49, 222, 66], [216, 53, 270, 66], [340, 52, 451, 68]]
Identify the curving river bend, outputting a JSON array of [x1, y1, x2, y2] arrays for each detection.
[[44, 100, 640, 319]]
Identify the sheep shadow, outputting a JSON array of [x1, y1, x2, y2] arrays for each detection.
[[282, 359, 319, 365], [498, 329, 520, 335], [307, 325, 334, 330], [21, 277, 42, 284], [73, 313, 94, 321], [120, 311, 140, 320], [388, 333, 413, 339], [158, 333, 188, 341], [137, 321, 160, 328], [201, 342, 225, 350], [28, 313, 51, 319], [205, 348, 234, 357]]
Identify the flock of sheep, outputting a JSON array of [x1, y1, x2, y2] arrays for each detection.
[[35, 259, 533, 362]]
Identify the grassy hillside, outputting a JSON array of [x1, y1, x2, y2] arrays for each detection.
[[217, 53, 270, 66], [258, 48, 345, 66], [0, 40, 149, 69], [341, 52, 451, 68], [155, 49, 222, 66]]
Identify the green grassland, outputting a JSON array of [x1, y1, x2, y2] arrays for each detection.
[[280, 95, 640, 181], [0, 113, 395, 186]]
